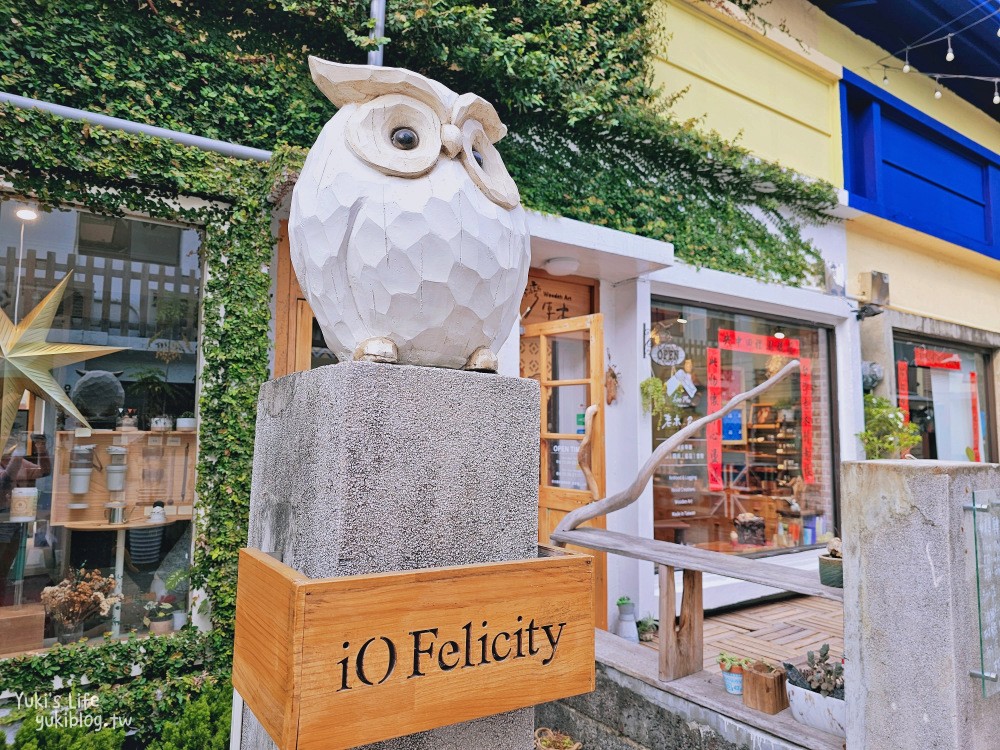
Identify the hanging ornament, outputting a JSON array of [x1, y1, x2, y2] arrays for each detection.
[[0, 274, 125, 446]]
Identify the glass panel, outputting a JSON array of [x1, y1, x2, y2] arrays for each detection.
[[545, 330, 589, 381], [310, 317, 338, 370], [0, 202, 198, 654], [894, 338, 990, 461], [972, 490, 1000, 698], [543, 439, 587, 491], [648, 300, 834, 554], [545, 385, 590, 436]]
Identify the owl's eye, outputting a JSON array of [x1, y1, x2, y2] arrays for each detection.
[[391, 127, 419, 151], [472, 149, 484, 168]]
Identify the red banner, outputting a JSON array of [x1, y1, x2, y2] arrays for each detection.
[[914, 347, 961, 370], [706, 347, 724, 491], [800, 358, 814, 483], [897, 360, 910, 423], [717, 328, 800, 357], [971, 371, 981, 462]]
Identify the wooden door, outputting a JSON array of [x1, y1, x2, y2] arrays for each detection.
[[521, 314, 607, 629]]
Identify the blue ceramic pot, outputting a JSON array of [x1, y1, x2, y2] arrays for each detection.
[[721, 669, 744, 695]]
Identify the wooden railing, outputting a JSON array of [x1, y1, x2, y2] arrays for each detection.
[[0, 247, 198, 340], [552, 360, 844, 683]]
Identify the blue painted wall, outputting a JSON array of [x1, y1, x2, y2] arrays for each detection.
[[842, 70, 999, 259]]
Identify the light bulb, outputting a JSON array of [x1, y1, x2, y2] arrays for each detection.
[[934, 78, 942, 99], [15, 207, 38, 221], [882, 69, 889, 86], [994, 82, 1000, 105], [945, 35, 954, 62], [902, 62, 911, 73], [994, 92, 1000, 105], [934, 88, 942, 100], [773, 331, 786, 340]]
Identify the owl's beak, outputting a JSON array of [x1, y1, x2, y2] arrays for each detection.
[[441, 124, 462, 159]]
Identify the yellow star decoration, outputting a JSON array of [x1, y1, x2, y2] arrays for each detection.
[[0, 273, 125, 447]]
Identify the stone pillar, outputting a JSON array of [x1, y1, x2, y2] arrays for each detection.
[[237, 361, 540, 750], [841, 460, 1000, 750]]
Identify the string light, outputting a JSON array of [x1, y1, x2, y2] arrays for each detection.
[[902, 49, 911, 73], [934, 77, 943, 99], [945, 34, 955, 62], [994, 80, 1000, 105], [882, 66, 890, 86]]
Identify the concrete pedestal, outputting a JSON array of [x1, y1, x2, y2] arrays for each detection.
[[237, 361, 540, 750], [842, 460, 1000, 750]]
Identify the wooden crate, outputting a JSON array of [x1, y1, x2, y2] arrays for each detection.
[[234, 545, 595, 750], [51, 430, 196, 526], [0, 604, 45, 655]]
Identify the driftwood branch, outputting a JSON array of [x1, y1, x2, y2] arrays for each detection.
[[557, 359, 801, 540]]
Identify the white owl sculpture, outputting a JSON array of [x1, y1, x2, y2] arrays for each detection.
[[288, 58, 531, 371]]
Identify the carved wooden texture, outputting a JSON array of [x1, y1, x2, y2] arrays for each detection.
[[233, 545, 595, 750], [659, 566, 703, 682], [742, 662, 790, 714]]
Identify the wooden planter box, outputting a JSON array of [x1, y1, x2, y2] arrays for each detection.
[[233, 545, 595, 750], [742, 661, 789, 714]]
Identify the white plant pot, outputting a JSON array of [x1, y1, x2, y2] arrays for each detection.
[[172, 610, 188, 629], [69, 467, 93, 495], [106, 465, 128, 492], [150, 416, 173, 432], [786, 683, 847, 738], [175, 418, 196, 432]]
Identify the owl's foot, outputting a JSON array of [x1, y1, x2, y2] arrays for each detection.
[[353, 337, 398, 364], [462, 347, 498, 373]]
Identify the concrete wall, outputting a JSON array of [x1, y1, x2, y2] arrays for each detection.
[[842, 461, 1000, 750]]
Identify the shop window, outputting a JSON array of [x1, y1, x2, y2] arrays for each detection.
[[894, 337, 990, 462], [0, 201, 199, 654], [649, 300, 835, 555]]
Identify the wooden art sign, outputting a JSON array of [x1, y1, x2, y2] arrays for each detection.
[[233, 546, 595, 750]]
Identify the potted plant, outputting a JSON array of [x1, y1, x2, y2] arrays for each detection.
[[533, 728, 581, 750], [858, 393, 921, 459], [615, 595, 639, 643], [41, 567, 121, 644], [164, 568, 190, 629], [175, 411, 197, 432], [133, 368, 177, 431], [636, 614, 658, 642], [144, 595, 176, 635], [783, 644, 846, 738], [819, 537, 843, 588], [742, 660, 789, 714], [718, 652, 752, 695]]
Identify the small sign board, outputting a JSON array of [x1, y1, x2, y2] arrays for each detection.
[[233, 546, 595, 750]]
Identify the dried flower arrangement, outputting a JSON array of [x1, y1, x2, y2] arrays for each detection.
[[41, 567, 121, 628]]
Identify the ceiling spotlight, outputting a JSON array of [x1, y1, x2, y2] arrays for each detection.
[[14, 205, 38, 222], [945, 35, 954, 62], [542, 256, 580, 277], [676, 317, 687, 325], [773, 330, 786, 340]]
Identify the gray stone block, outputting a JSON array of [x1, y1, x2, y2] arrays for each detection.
[[239, 361, 540, 750], [842, 460, 1000, 750]]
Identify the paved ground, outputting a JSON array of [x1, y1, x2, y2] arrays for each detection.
[[643, 595, 845, 671]]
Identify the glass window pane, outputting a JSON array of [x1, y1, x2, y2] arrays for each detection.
[[0, 202, 199, 653], [545, 385, 590, 435], [894, 337, 990, 462], [649, 299, 834, 555], [544, 439, 587, 491], [545, 330, 589, 381]]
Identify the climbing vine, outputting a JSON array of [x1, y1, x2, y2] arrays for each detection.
[[0, 0, 838, 283]]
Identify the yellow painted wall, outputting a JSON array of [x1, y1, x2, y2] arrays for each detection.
[[847, 217, 1000, 332], [654, 0, 843, 184]]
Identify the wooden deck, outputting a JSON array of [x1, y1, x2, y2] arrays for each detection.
[[644, 595, 845, 671]]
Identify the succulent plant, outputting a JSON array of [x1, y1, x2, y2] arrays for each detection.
[[784, 643, 844, 699]]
